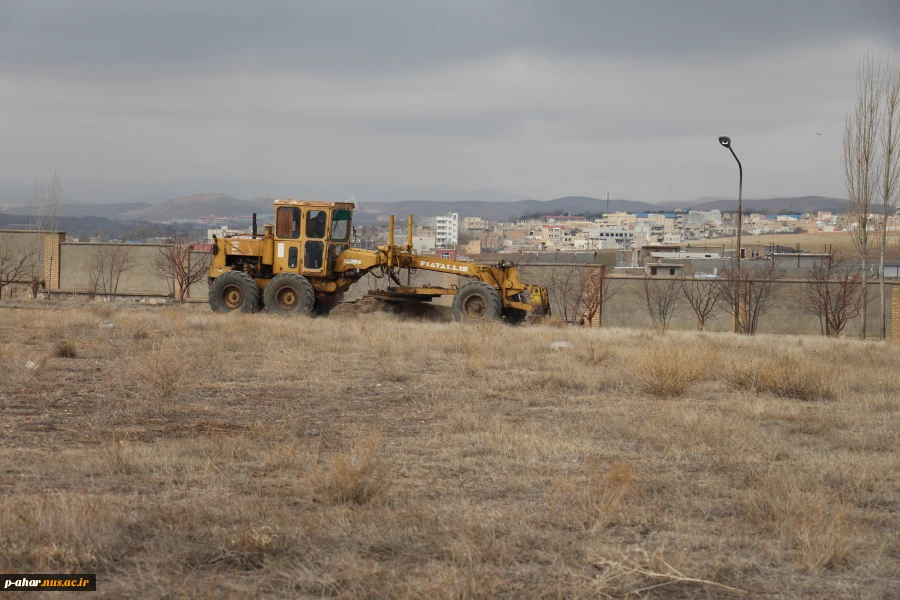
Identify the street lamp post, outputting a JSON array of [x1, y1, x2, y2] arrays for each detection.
[[719, 136, 743, 332]]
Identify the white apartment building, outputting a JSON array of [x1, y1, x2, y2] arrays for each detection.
[[207, 225, 248, 241], [435, 213, 459, 247]]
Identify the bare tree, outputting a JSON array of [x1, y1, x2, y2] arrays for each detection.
[[27, 171, 65, 295], [717, 260, 779, 335], [635, 275, 682, 334], [843, 53, 882, 339], [680, 276, 723, 331], [546, 265, 586, 323], [87, 244, 136, 302], [0, 245, 35, 299], [153, 239, 212, 303], [579, 266, 621, 326], [876, 62, 900, 339], [797, 256, 867, 337]]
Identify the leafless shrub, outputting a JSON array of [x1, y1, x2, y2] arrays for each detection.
[[54, 339, 77, 358], [635, 275, 682, 334], [717, 259, 780, 334], [87, 244, 135, 302], [797, 256, 867, 336], [626, 343, 710, 398], [0, 245, 36, 300], [153, 239, 212, 303], [312, 437, 390, 505], [680, 277, 723, 330], [580, 266, 621, 326], [545, 265, 586, 323]]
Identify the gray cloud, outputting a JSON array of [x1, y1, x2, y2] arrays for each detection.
[[0, 1, 898, 202]]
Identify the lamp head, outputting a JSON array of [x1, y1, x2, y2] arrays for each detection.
[[718, 136, 732, 148]]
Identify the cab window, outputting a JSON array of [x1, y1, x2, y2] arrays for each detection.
[[331, 210, 351, 242], [306, 210, 327, 239], [304, 241, 324, 269], [276, 207, 301, 239]]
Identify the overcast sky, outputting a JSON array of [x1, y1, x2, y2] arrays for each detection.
[[1, 1, 899, 203]]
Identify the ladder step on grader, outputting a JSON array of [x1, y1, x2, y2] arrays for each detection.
[[207, 199, 550, 323]]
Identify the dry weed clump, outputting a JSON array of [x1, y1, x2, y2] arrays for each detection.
[[554, 459, 636, 530], [0, 494, 125, 570], [218, 525, 287, 569], [747, 473, 858, 571], [54, 339, 77, 358], [312, 437, 391, 505], [123, 337, 201, 399], [626, 342, 711, 398], [0, 349, 48, 389], [579, 345, 612, 366], [725, 355, 835, 400]]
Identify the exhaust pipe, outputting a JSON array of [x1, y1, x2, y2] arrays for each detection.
[[252, 213, 257, 238]]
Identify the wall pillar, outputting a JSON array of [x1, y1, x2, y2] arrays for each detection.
[[42, 232, 65, 290]]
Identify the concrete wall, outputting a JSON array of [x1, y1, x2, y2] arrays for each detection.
[[10, 230, 899, 339], [58, 243, 171, 295], [187, 251, 212, 301], [0, 230, 44, 280], [602, 277, 892, 338], [517, 263, 894, 337]]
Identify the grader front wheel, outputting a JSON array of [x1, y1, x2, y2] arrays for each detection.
[[451, 282, 502, 323]]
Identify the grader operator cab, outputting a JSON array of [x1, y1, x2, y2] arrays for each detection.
[[208, 199, 550, 323]]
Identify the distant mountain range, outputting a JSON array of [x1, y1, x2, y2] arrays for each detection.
[[114, 194, 264, 221], [1, 202, 152, 218], [1, 186, 848, 223], [662, 196, 848, 214]]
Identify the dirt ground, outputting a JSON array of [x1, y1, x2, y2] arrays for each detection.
[[1, 302, 898, 598]]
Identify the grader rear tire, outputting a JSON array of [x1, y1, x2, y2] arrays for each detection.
[[451, 282, 502, 323], [263, 273, 315, 316], [209, 271, 260, 314]]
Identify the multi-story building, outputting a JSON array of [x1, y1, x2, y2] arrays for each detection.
[[435, 213, 459, 247], [463, 216, 487, 230]]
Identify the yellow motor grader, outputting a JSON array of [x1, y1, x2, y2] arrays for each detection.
[[207, 199, 550, 323]]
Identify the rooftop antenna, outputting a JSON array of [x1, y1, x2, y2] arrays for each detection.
[[606, 192, 610, 215]]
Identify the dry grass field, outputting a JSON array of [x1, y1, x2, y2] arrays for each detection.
[[1, 303, 898, 599], [702, 231, 900, 261]]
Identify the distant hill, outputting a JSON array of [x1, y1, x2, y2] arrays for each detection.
[[117, 193, 257, 221], [354, 196, 655, 221], [0, 212, 122, 233], [3, 202, 152, 219], [662, 196, 847, 214], [25, 192, 849, 223]]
